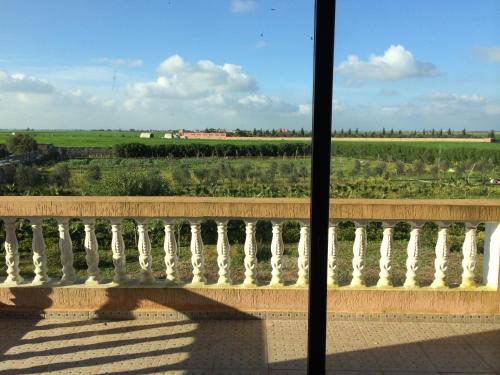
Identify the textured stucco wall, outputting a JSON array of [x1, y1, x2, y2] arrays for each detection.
[[1, 286, 498, 315]]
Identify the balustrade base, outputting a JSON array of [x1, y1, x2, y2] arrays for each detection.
[[84, 276, 101, 286], [0, 282, 498, 318], [1, 308, 499, 324], [376, 279, 393, 288], [31, 277, 51, 286]]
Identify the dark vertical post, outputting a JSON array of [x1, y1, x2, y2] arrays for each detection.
[[307, 0, 336, 374]]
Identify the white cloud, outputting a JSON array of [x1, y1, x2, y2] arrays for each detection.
[[129, 55, 257, 99], [381, 92, 491, 117], [93, 57, 144, 68], [417, 92, 486, 115], [125, 55, 310, 119], [477, 46, 500, 63], [0, 59, 313, 130], [237, 94, 296, 113], [231, 0, 257, 13], [156, 54, 186, 75], [0, 69, 55, 94], [336, 45, 440, 82], [297, 104, 311, 115]]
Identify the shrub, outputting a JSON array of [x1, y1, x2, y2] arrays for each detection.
[[86, 165, 101, 181], [14, 165, 42, 192], [50, 164, 71, 187], [84, 168, 170, 196], [6, 133, 38, 155]]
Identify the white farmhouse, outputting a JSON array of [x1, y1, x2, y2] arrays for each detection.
[[139, 132, 154, 139]]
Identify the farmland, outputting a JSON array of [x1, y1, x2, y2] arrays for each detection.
[[0, 130, 308, 147], [0, 130, 498, 286], [0, 130, 499, 199], [0, 130, 499, 150]]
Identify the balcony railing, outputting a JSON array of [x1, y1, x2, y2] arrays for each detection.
[[1, 197, 499, 292]]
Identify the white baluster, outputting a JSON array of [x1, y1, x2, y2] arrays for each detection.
[[270, 220, 284, 286], [190, 219, 205, 285], [430, 222, 449, 288], [296, 220, 310, 287], [404, 222, 422, 288], [110, 219, 128, 284], [327, 221, 339, 287], [3, 218, 23, 285], [350, 221, 366, 287], [377, 222, 394, 288], [163, 219, 178, 285], [83, 218, 100, 285], [460, 222, 478, 288], [483, 222, 500, 289], [58, 219, 75, 285], [136, 219, 154, 285], [30, 218, 50, 285], [243, 220, 258, 287], [216, 220, 231, 285]]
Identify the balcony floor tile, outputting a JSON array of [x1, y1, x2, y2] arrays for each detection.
[[0, 317, 497, 374]]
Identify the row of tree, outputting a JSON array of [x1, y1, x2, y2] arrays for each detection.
[[113, 142, 500, 164], [112, 142, 312, 158], [229, 128, 496, 139], [332, 128, 496, 139]]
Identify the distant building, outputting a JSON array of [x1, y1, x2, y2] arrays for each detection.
[[139, 132, 154, 139], [178, 129, 227, 139], [164, 133, 173, 139]]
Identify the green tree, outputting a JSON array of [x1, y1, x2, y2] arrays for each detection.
[[14, 165, 42, 192], [395, 161, 405, 175], [50, 164, 71, 187], [413, 160, 425, 175], [374, 161, 387, 175], [193, 168, 209, 182], [86, 165, 101, 181], [6, 133, 38, 155], [172, 167, 192, 185], [350, 160, 361, 176], [85, 169, 169, 196]]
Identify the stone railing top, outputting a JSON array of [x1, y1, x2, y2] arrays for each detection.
[[0, 196, 499, 222]]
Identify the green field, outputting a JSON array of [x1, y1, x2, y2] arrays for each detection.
[[0, 131, 307, 147], [0, 130, 499, 150]]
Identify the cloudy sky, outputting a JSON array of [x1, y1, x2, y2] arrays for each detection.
[[0, 0, 499, 131]]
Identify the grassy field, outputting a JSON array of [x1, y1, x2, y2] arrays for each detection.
[[0, 131, 307, 147], [0, 130, 499, 149]]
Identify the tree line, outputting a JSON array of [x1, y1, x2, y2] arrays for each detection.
[[112, 142, 312, 158], [113, 142, 500, 164], [332, 128, 496, 139]]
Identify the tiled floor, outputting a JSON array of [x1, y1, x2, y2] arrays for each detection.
[[0, 318, 498, 374]]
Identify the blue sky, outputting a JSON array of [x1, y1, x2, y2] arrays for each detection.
[[0, 0, 499, 131]]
